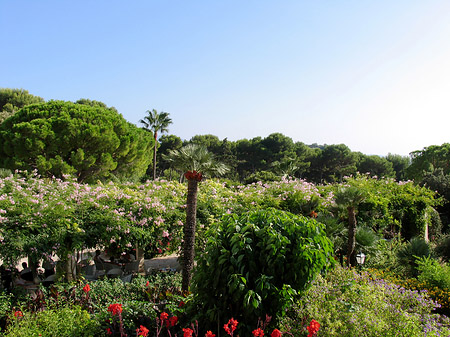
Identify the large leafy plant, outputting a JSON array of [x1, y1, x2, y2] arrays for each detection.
[[191, 209, 334, 332]]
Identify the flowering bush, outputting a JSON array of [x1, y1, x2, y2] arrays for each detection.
[[280, 266, 450, 337]]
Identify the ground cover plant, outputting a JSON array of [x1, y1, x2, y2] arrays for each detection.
[[280, 266, 450, 337]]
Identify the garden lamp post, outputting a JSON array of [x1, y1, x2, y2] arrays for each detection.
[[356, 252, 366, 268]]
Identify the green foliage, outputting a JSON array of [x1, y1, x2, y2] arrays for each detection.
[[0, 88, 44, 123], [386, 153, 410, 181], [408, 143, 450, 182], [5, 306, 100, 337], [416, 256, 450, 291], [365, 238, 406, 271], [434, 234, 450, 262], [356, 154, 395, 178], [326, 175, 441, 239], [308, 144, 357, 183], [191, 209, 334, 332], [355, 226, 380, 255], [279, 266, 450, 337], [139, 109, 172, 180], [244, 170, 280, 184], [280, 191, 320, 216], [0, 100, 153, 182], [163, 143, 229, 178], [397, 237, 431, 276]]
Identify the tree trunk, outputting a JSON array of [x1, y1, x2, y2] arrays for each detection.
[[153, 132, 158, 180], [182, 178, 198, 291], [346, 206, 357, 267]]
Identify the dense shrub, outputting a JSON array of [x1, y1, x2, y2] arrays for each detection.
[[434, 234, 450, 262], [280, 266, 450, 337], [190, 209, 334, 334], [396, 237, 431, 276], [5, 305, 100, 337], [416, 256, 450, 292]]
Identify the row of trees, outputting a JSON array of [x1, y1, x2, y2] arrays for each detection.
[[157, 133, 412, 184], [1, 87, 447, 188]]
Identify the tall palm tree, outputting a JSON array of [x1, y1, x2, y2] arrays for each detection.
[[163, 144, 229, 291], [139, 109, 172, 180], [335, 186, 365, 267]]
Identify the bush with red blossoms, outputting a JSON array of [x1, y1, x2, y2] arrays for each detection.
[[307, 319, 320, 337], [107, 303, 123, 316], [136, 325, 150, 336]]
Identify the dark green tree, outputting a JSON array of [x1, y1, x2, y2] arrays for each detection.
[[0, 88, 44, 123], [407, 144, 450, 182], [157, 134, 183, 178], [386, 153, 410, 181], [140, 109, 172, 180], [309, 144, 357, 183], [0, 100, 153, 182], [75, 98, 118, 112], [356, 154, 395, 178], [163, 144, 229, 291]]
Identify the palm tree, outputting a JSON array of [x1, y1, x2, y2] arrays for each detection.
[[163, 144, 229, 291], [335, 186, 365, 267], [139, 109, 172, 180]]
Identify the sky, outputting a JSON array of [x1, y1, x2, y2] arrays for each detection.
[[1, 1, 450, 157]]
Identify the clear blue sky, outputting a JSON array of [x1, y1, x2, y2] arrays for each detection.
[[2, 1, 450, 156]]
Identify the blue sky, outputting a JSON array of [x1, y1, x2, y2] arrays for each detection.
[[1, 1, 450, 156]]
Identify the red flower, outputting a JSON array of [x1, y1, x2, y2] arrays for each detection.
[[271, 329, 282, 337], [165, 316, 178, 328], [178, 300, 185, 308], [106, 328, 113, 335], [136, 325, 149, 337], [82, 284, 90, 293], [252, 328, 264, 337], [14, 311, 23, 318], [307, 319, 320, 337], [224, 318, 238, 335], [145, 280, 150, 287], [107, 303, 123, 316], [183, 328, 194, 337], [160, 312, 169, 321], [205, 331, 216, 337]]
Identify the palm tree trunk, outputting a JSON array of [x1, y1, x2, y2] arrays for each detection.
[[153, 132, 158, 180], [347, 206, 357, 267], [182, 178, 198, 291]]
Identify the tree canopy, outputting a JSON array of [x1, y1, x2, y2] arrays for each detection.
[[0, 88, 44, 123], [0, 100, 153, 182], [140, 109, 172, 180]]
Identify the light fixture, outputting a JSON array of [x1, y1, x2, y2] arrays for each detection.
[[356, 252, 366, 265]]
